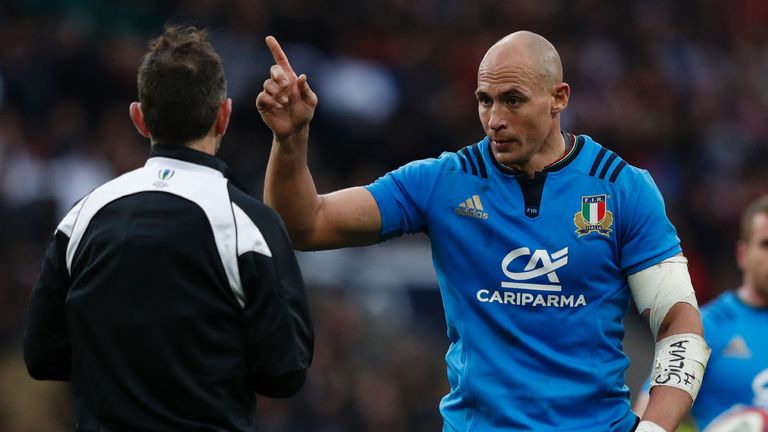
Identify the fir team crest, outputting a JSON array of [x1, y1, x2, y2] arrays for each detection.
[[574, 194, 613, 237]]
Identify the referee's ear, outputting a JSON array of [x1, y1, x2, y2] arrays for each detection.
[[214, 98, 232, 137], [129, 102, 151, 138]]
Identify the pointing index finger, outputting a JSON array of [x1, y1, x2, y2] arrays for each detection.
[[265, 36, 294, 75]]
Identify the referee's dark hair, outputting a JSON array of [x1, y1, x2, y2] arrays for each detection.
[[137, 25, 226, 146]]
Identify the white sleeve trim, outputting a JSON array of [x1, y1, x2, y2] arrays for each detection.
[[56, 197, 88, 237], [232, 204, 272, 258]]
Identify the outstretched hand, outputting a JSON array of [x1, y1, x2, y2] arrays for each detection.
[[256, 36, 317, 140]]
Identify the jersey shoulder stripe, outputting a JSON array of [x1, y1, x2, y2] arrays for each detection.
[[588, 147, 607, 176], [598, 152, 619, 180], [458, 152, 468, 173], [457, 144, 487, 179], [608, 160, 628, 183], [471, 144, 488, 178], [458, 146, 478, 177], [583, 139, 628, 184]]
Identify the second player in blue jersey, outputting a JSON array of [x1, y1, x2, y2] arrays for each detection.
[[635, 195, 768, 430]]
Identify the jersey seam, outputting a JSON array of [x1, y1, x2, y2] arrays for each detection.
[[594, 286, 631, 425], [465, 340, 478, 432], [227, 183, 246, 310], [422, 154, 453, 214], [65, 192, 94, 276], [620, 169, 662, 275]]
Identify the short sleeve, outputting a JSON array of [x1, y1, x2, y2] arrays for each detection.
[[365, 156, 448, 240], [620, 170, 682, 275]]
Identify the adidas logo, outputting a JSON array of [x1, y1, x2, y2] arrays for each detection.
[[455, 195, 489, 220], [723, 335, 751, 359]]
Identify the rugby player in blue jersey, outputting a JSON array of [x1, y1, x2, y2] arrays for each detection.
[[256, 31, 710, 432], [635, 195, 768, 430]]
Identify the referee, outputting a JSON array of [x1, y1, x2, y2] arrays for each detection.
[[23, 25, 313, 432]]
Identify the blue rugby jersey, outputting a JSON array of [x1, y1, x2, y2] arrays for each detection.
[[688, 291, 768, 429], [365, 134, 681, 432]]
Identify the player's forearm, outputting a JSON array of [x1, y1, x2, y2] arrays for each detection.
[[264, 128, 322, 248], [655, 303, 704, 341], [641, 386, 692, 431], [640, 304, 704, 431]]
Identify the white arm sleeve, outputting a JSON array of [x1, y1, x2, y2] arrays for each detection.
[[628, 256, 699, 339], [630, 256, 711, 401], [650, 333, 709, 400]]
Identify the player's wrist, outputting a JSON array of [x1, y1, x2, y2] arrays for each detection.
[[273, 126, 310, 149], [635, 420, 667, 432]]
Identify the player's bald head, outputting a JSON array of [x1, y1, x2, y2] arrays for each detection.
[[480, 31, 563, 89]]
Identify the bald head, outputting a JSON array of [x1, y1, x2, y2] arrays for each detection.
[[475, 30, 570, 175], [480, 31, 563, 88]]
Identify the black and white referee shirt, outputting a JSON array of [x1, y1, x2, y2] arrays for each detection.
[[24, 145, 314, 432]]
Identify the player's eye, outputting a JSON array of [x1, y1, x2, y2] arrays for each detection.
[[503, 95, 524, 106], [477, 96, 493, 106]]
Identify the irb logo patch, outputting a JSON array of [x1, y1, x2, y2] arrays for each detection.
[[153, 168, 175, 189]]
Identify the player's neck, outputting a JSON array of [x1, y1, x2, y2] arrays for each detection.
[[544, 131, 574, 168], [501, 132, 568, 178], [737, 284, 768, 308]]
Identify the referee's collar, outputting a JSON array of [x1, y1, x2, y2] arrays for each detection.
[[150, 144, 222, 169], [148, 144, 250, 193]]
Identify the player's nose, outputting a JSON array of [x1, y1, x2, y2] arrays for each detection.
[[488, 105, 506, 131]]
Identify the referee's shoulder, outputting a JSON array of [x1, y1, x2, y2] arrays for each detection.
[[55, 167, 144, 233]]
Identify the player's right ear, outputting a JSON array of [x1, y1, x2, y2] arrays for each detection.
[[551, 82, 570, 114], [129, 102, 151, 138]]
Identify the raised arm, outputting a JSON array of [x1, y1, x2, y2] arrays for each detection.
[[257, 36, 381, 251]]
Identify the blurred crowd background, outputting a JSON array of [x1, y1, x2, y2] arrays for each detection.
[[0, 0, 767, 430]]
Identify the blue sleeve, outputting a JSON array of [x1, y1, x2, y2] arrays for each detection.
[[620, 170, 682, 275], [364, 156, 447, 240]]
